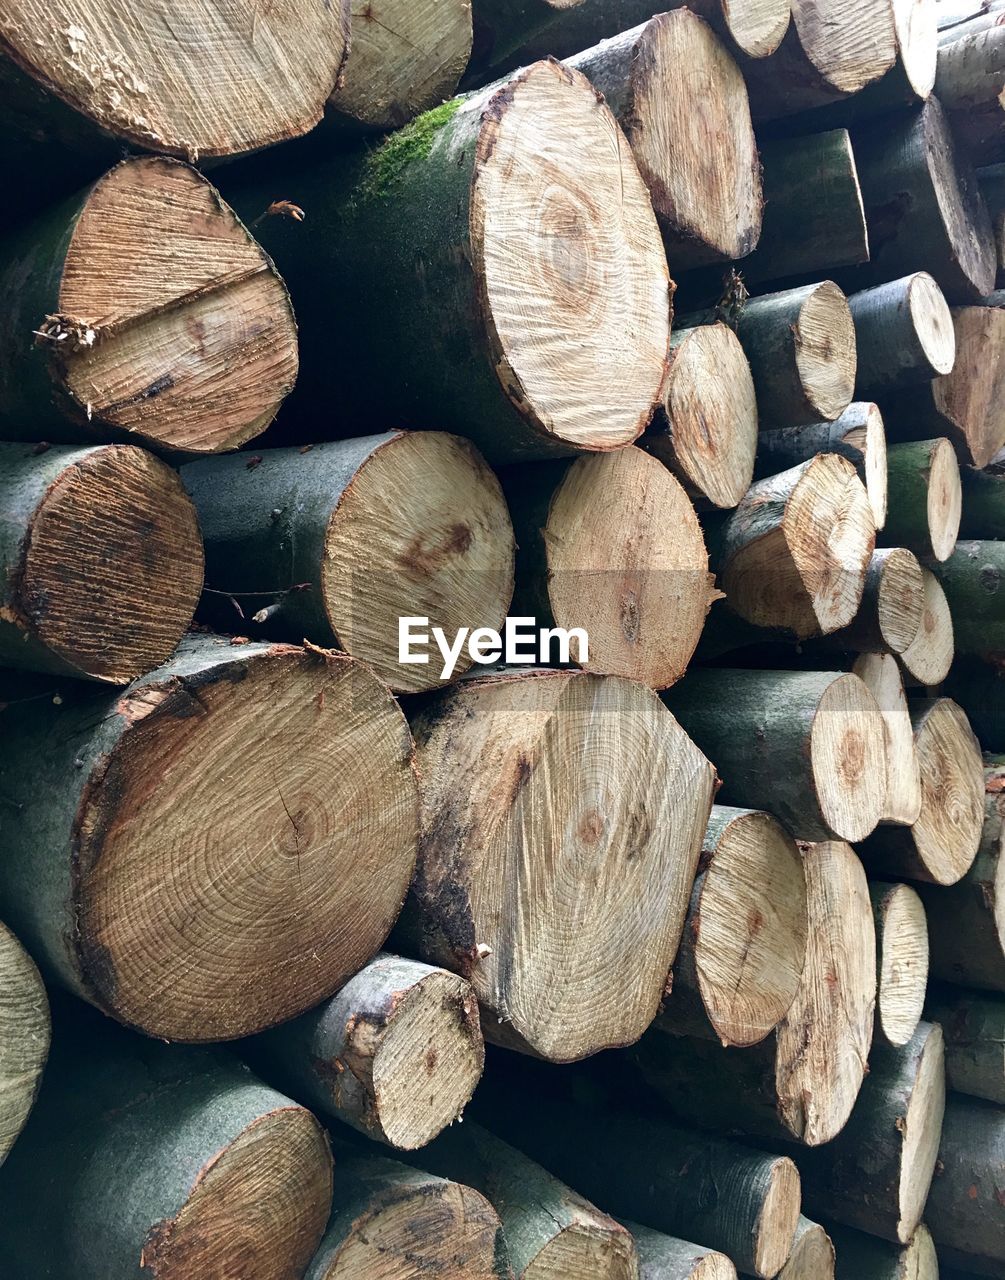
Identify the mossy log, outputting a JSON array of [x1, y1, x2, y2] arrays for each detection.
[[946, 657, 1005, 750], [778, 1217, 836, 1280], [960, 464, 1005, 538], [0, 441, 203, 683], [929, 540, 1005, 655], [926, 986, 1005, 1104], [0, 921, 49, 1168], [829, 1223, 939, 1279], [848, 272, 956, 397], [937, 25, 1005, 163], [852, 655, 924, 827], [399, 669, 716, 1061], [500, 447, 716, 690], [898, 567, 955, 686], [871, 881, 930, 1046], [832, 551, 926, 659], [881, 438, 962, 562], [0, 635, 419, 1043], [626, 1222, 737, 1280], [225, 61, 670, 464], [0, 157, 299, 455], [926, 1094, 1005, 1273], [183, 432, 515, 693], [657, 805, 808, 1049]]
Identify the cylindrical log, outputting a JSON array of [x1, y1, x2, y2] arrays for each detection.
[[754, 402, 888, 529], [468, 0, 586, 76], [851, 98, 996, 303], [642, 322, 758, 510], [852, 654, 924, 827], [926, 1094, 1005, 1272], [938, 0, 1005, 39], [961, 464, 1005, 537], [249, 954, 483, 1150], [898, 567, 955, 686], [657, 806, 808, 1049], [930, 540, 1005, 655], [0, 635, 420, 1042], [946, 657, 1005, 750], [562, 12, 761, 270], [871, 881, 930, 1046], [225, 61, 671, 464], [835, 551, 926, 658], [639, 840, 876, 1147], [860, 698, 985, 885], [183, 432, 515, 693], [400, 669, 717, 1060], [980, 160, 1005, 272], [626, 1222, 737, 1280], [849, 272, 957, 396], [663, 669, 887, 842], [936, 25, 1005, 163], [0, 156, 299, 454], [881, 438, 962, 562], [779, 1218, 836, 1280], [0, 921, 49, 1167], [830, 1223, 939, 1279], [0, 441, 203, 683], [500, 447, 716, 690], [926, 986, 1005, 1104]]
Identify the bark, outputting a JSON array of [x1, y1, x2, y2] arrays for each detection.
[[961, 464, 1005, 537], [182, 433, 515, 694], [468, 0, 587, 76], [945, 657, 1005, 750], [848, 272, 957, 397], [937, 25, 1005, 163], [0, 634, 419, 1043], [0, 921, 48, 1167], [926, 1094, 1005, 1272], [499, 447, 717, 690], [926, 985, 1005, 1104], [980, 161, 1005, 274], [0, 441, 203, 683], [657, 805, 808, 1049], [871, 881, 930, 1046], [223, 61, 670, 464], [0, 156, 299, 454], [898, 566, 955, 686], [930, 540, 1005, 654], [832, 550, 926, 657], [663, 668, 886, 842], [853, 655, 924, 827], [778, 1217, 836, 1280], [881, 438, 962, 562], [625, 1222, 737, 1280], [829, 1224, 939, 1279], [398, 669, 716, 1061]]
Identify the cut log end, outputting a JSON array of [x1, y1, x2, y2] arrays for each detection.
[[809, 673, 888, 844], [899, 568, 954, 686], [0, 923, 49, 1166], [873, 549, 927, 655], [795, 282, 858, 421], [529, 1223, 637, 1279], [792, 0, 898, 96], [909, 270, 957, 376], [842, 402, 889, 528], [925, 100, 998, 301], [723, 0, 791, 58], [913, 698, 985, 885], [927, 438, 964, 561], [899, 0, 940, 99], [874, 883, 930, 1046], [473, 60, 669, 453], [898, 1024, 946, 1242], [754, 1157, 802, 1279], [779, 1219, 835, 1280], [852, 654, 923, 828]]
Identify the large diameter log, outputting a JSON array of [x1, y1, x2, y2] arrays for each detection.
[[853, 655, 924, 827], [640, 840, 876, 1147], [871, 882, 930, 1046], [0, 922, 49, 1167], [401, 670, 716, 1060], [946, 658, 1005, 750], [0, 441, 203, 683], [851, 98, 996, 303], [664, 669, 886, 842], [227, 61, 670, 464], [183, 432, 515, 694], [860, 698, 984, 885], [830, 1223, 939, 1279], [927, 986, 1005, 1104], [898, 567, 954, 686], [626, 1223, 736, 1280], [937, 25, 1005, 162], [926, 1095, 1005, 1273], [501, 447, 716, 690], [657, 806, 808, 1049], [0, 635, 419, 1042], [881, 438, 962, 562], [930, 540, 1005, 655], [848, 273, 957, 397], [961, 464, 1005, 537], [0, 0, 350, 163], [778, 1218, 836, 1280], [642, 322, 758, 511]]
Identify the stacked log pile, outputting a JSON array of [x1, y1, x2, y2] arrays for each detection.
[[1, 0, 1005, 1277]]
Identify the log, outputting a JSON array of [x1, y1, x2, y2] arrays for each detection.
[[926, 986, 1005, 1103], [960, 464, 1005, 537], [182, 432, 516, 694], [926, 1094, 1005, 1273], [945, 657, 1005, 750], [399, 669, 717, 1060], [562, 12, 762, 270], [938, 1, 1005, 39], [936, 25, 1005, 163], [468, 0, 586, 76], [656, 805, 808, 1049], [852, 655, 924, 827], [226, 60, 671, 464], [898, 567, 955, 686], [306, 1148, 511, 1279], [327, 0, 473, 131], [848, 273, 957, 397], [835, 552, 926, 659], [754, 402, 889, 529], [930, 540, 1005, 655], [880, 438, 962, 562], [860, 698, 985, 885], [0, 635, 420, 1042], [0, 441, 203, 683], [0, 921, 49, 1167], [980, 161, 1005, 271], [778, 1218, 836, 1280], [829, 1223, 939, 1279], [850, 98, 996, 303], [641, 322, 758, 511], [663, 669, 887, 842], [626, 1222, 737, 1280], [639, 839, 876, 1147], [871, 881, 930, 1046], [248, 954, 483, 1151], [0, 0, 351, 164], [500, 447, 717, 690]]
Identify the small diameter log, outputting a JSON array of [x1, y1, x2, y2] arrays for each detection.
[[835, 551, 926, 658], [663, 669, 886, 842], [183, 433, 515, 694], [946, 657, 1005, 751], [0, 922, 49, 1167], [860, 698, 985, 885], [926, 1094, 1005, 1272], [848, 273, 956, 397], [936, 25, 1005, 163], [564, 11, 761, 270], [657, 805, 808, 1048], [930, 540, 1005, 655], [961, 464, 1005, 537], [639, 840, 876, 1147], [626, 1222, 737, 1280], [871, 881, 930, 1046], [228, 61, 670, 464], [926, 986, 1005, 1104], [881, 438, 962, 562], [852, 655, 923, 827], [755, 402, 888, 528], [501, 447, 717, 690], [829, 1223, 939, 1280], [642, 322, 758, 510], [0, 635, 420, 1042], [851, 98, 996, 303], [778, 1218, 836, 1280], [898, 567, 954, 686], [306, 1149, 511, 1279], [402, 670, 717, 1060], [327, 0, 473, 131], [0, 442, 203, 683], [0, 157, 299, 454]]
